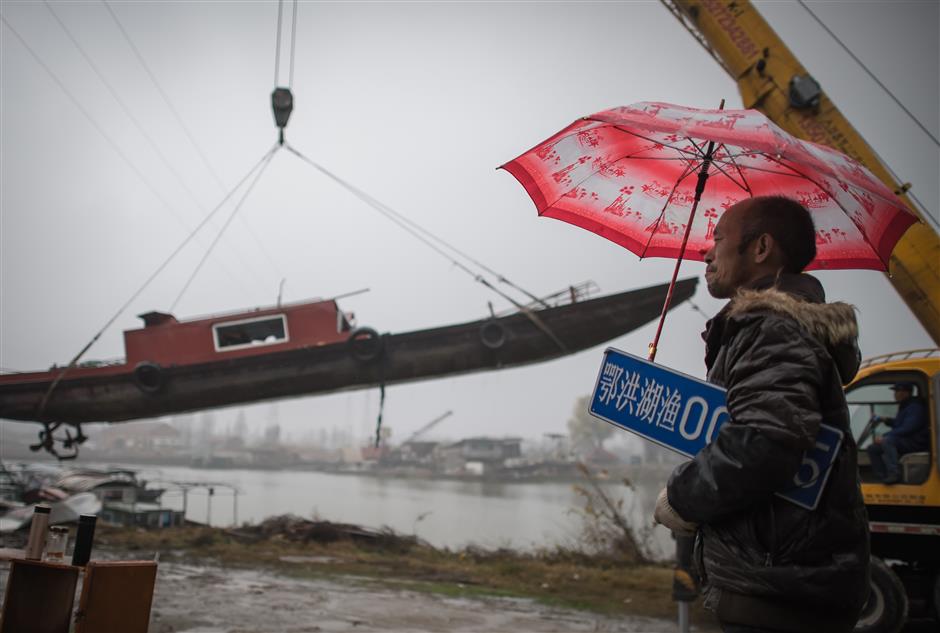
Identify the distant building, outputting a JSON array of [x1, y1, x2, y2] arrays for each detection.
[[438, 437, 522, 474], [444, 437, 522, 461], [399, 440, 439, 465], [376, 441, 440, 468], [94, 421, 183, 453]]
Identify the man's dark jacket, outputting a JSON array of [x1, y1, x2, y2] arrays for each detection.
[[884, 398, 930, 454], [667, 274, 870, 633]]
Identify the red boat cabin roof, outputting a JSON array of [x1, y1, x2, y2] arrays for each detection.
[[0, 298, 355, 384], [125, 298, 353, 367]]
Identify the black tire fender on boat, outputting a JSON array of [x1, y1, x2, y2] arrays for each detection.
[[480, 319, 507, 350], [133, 361, 166, 394], [348, 327, 385, 362]]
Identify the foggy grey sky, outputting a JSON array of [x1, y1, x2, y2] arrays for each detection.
[[1, 1, 937, 444]]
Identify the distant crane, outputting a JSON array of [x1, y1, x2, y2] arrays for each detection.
[[401, 410, 454, 446]]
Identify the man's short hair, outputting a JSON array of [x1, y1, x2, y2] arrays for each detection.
[[738, 196, 817, 273]]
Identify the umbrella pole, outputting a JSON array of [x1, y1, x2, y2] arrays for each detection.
[[649, 142, 725, 362], [648, 102, 722, 363], [647, 204, 699, 362], [647, 182, 713, 362]]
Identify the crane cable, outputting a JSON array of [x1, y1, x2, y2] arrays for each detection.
[[281, 143, 550, 309], [43, 1, 277, 294], [35, 144, 279, 420], [796, 1, 939, 149], [102, 0, 286, 282], [283, 143, 567, 353], [269, 3, 548, 310], [171, 147, 280, 310], [274, 0, 299, 89], [0, 14, 220, 250]]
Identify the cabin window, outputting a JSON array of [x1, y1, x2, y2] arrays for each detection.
[[845, 372, 931, 485], [213, 315, 289, 352]]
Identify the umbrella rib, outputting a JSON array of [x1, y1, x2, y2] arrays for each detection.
[[652, 136, 701, 175], [680, 139, 750, 194], [736, 156, 903, 211], [718, 151, 824, 179], [585, 120, 703, 159], [721, 143, 754, 191], [709, 157, 750, 194], [639, 161, 701, 259], [685, 137, 707, 157], [543, 143, 689, 210], [727, 159, 823, 180], [682, 137, 714, 172], [761, 154, 889, 268], [716, 148, 754, 196], [709, 161, 748, 193]]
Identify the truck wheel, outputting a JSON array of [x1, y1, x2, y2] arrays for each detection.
[[932, 570, 940, 622], [854, 557, 908, 633]]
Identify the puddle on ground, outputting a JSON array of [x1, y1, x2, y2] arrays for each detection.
[[279, 555, 339, 564]]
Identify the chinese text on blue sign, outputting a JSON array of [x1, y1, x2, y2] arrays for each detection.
[[589, 348, 843, 511]]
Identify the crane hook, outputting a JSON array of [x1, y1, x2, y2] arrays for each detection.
[[271, 87, 294, 145]]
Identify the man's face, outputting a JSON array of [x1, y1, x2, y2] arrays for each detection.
[[894, 388, 912, 403], [703, 201, 756, 299]]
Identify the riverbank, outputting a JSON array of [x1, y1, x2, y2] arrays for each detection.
[[1, 460, 677, 555], [89, 521, 719, 632]]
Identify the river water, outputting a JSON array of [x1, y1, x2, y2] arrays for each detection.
[[101, 463, 675, 559]]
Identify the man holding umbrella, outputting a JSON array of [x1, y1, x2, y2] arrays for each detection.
[[653, 196, 870, 633], [501, 100, 914, 633]]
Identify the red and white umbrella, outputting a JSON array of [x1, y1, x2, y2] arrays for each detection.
[[501, 101, 917, 358]]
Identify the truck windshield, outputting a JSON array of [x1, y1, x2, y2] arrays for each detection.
[[845, 383, 898, 448]]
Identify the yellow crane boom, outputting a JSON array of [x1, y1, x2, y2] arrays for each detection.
[[662, 0, 940, 345]]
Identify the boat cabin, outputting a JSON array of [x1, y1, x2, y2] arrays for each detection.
[[125, 298, 355, 366]]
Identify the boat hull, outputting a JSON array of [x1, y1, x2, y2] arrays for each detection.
[[0, 278, 697, 424]]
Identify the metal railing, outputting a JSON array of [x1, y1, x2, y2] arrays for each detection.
[[860, 349, 939, 369]]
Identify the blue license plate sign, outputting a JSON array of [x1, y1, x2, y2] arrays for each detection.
[[589, 347, 843, 511]]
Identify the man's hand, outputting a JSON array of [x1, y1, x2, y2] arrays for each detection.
[[653, 488, 698, 536]]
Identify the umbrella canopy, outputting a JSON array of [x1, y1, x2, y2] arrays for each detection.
[[501, 102, 916, 271]]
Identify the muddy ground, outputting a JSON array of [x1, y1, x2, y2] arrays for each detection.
[[148, 560, 693, 633], [1, 521, 721, 632]]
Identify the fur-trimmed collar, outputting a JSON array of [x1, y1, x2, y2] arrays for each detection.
[[728, 287, 859, 346], [702, 274, 861, 382]]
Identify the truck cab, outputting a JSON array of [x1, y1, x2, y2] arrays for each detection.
[[845, 350, 940, 632]]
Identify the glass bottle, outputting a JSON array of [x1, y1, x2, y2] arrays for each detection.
[[45, 525, 69, 562]]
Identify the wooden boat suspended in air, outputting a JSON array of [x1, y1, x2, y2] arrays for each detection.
[[0, 278, 696, 425]]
